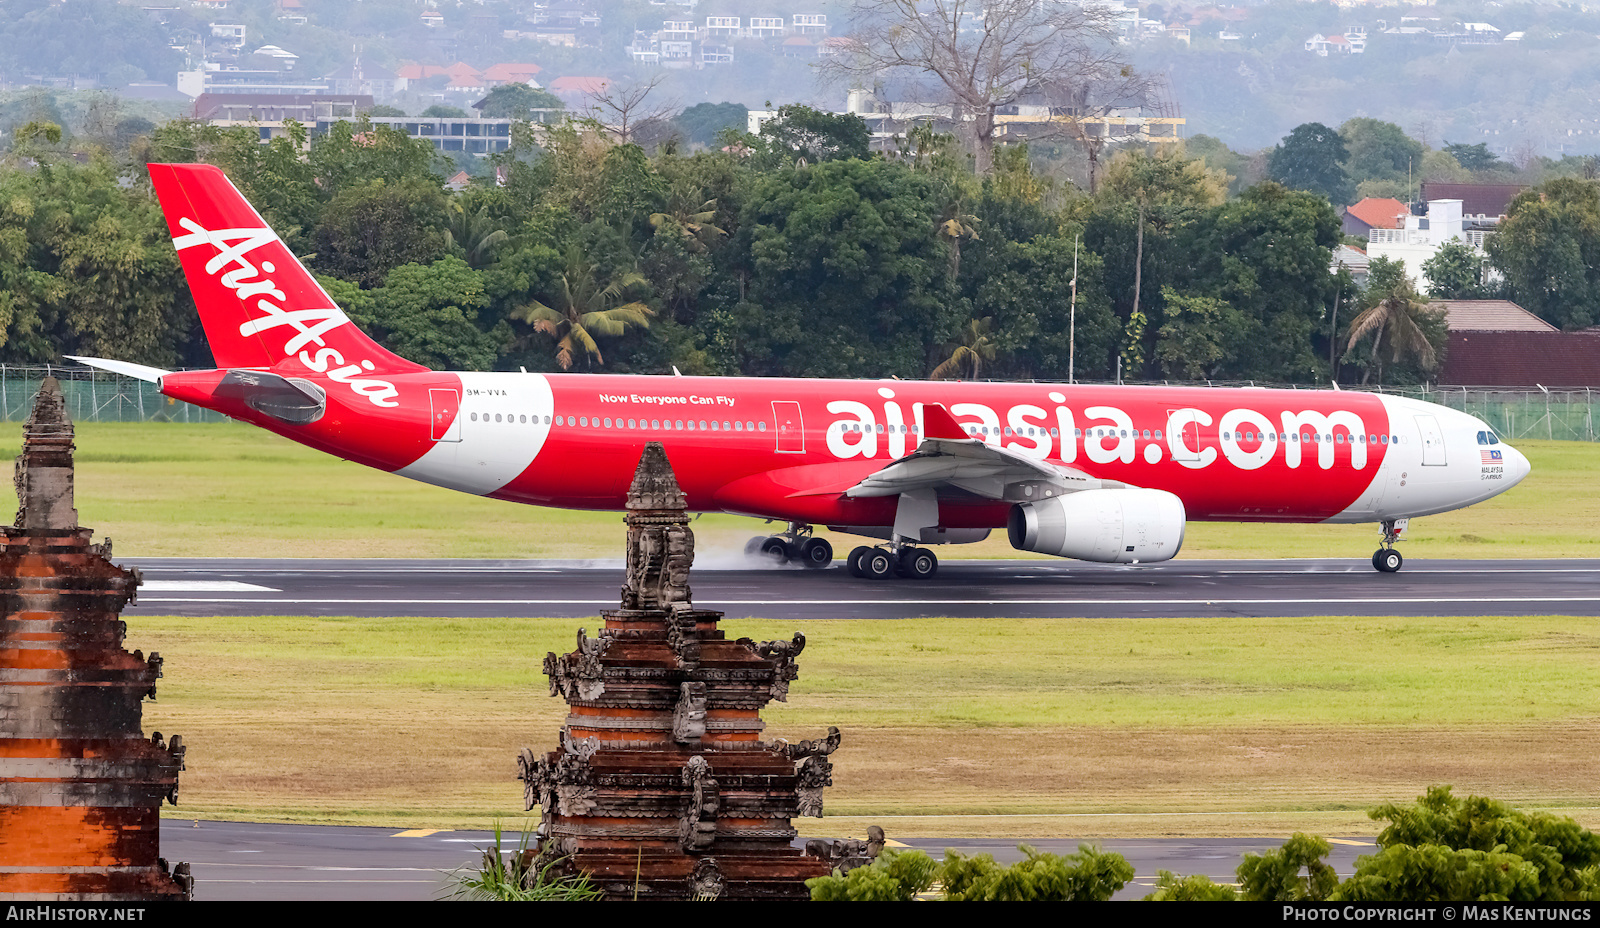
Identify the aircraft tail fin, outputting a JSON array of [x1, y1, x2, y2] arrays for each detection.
[[146, 163, 426, 375]]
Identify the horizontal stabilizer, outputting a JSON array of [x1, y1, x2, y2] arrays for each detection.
[[65, 356, 172, 384]]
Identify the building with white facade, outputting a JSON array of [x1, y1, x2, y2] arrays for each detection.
[[1366, 199, 1488, 290]]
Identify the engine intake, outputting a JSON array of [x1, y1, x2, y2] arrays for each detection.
[[1008, 488, 1186, 563]]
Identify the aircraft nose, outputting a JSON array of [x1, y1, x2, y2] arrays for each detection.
[[1501, 443, 1532, 488]]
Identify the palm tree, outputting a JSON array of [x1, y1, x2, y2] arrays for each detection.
[[511, 248, 654, 370], [442, 202, 509, 269], [648, 182, 726, 254], [930, 317, 997, 380], [1345, 258, 1438, 385]]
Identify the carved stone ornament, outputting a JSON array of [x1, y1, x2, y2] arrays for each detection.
[[544, 628, 611, 702], [678, 755, 719, 852], [794, 754, 834, 818], [805, 825, 887, 875], [621, 443, 696, 610], [738, 632, 805, 701], [777, 726, 842, 760], [552, 750, 598, 817], [666, 605, 701, 670], [516, 747, 543, 814], [672, 681, 708, 745], [689, 857, 727, 901]]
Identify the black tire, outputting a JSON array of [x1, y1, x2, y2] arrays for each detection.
[[897, 547, 938, 579], [1377, 549, 1403, 573], [1371, 549, 1385, 571], [744, 536, 766, 556], [861, 548, 896, 580], [847, 546, 873, 578], [760, 536, 790, 563], [798, 536, 833, 569]]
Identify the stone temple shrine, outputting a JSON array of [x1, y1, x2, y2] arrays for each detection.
[[522, 442, 871, 900]]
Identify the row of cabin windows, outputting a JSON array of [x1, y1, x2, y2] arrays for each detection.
[[468, 411, 769, 432], [461, 412, 1407, 448]]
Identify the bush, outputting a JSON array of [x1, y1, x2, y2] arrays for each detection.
[[940, 844, 1134, 902], [1143, 870, 1239, 901], [807, 849, 939, 901]]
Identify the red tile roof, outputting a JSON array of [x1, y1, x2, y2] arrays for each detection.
[[1439, 330, 1600, 387], [1344, 197, 1409, 230], [483, 63, 544, 82]]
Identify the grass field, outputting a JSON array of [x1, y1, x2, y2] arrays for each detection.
[[30, 422, 1600, 560], [140, 612, 1600, 838]]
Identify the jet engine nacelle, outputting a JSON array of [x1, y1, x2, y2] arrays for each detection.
[[1007, 488, 1186, 563]]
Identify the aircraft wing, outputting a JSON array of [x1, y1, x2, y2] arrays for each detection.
[[843, 403, 1115, 502]]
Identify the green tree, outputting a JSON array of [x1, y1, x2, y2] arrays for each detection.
[[1155, 287, 1249, 380], [475, 83, 564, 119], [940, 844, 1135, 901], [1421, 239, 1487, 299], [750, 105, 870, 167], [674, 102, 748, 148], [511, 247, 654, 370], [1237, 833, 1339, 901], [930, 316, 997, 380], [308, 118, 445, 198], [734, 158, 956, 378], [1486, 178, 1600, 329], [1180, 182, 1343, 382], [1344, 255, 1442, 385], [313, 178, 450, 288], [442, 201, 510, 269], [421, 104, 469, 118], [142, 120, 320, 251], [1444, 142, 1512, 174], [0, 158, 193, 365], [344, 258, 506, 371], [1341, 118, 1423, 194], [1334, 787, 1600, 902], [1267, 123, 1355, 206]]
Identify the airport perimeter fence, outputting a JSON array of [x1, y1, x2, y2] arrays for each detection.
[[2, 365, 1597, 442]]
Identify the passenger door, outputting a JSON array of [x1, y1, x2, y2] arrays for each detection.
[[773, 401, 805, 454]]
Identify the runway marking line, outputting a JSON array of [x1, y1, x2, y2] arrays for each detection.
[[390, 829, 446, 837], [139, 596, 1600, 606]]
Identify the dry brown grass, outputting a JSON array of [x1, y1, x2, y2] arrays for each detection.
[[140, 613, 1600, 838]]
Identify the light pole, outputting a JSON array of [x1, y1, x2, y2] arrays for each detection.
[[1069, 233, 1079, 384]]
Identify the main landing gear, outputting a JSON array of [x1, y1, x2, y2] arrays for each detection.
[[847, 544, 938, 580], [1371, 518, 1407, 573], [745, 523, 833, 569]]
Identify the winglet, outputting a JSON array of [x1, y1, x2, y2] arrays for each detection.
[[918, 403, 970, 440]]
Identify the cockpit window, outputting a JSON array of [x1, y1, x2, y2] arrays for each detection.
[[1488, 431, 1500, 445], [1477, 430, 1488, 445]]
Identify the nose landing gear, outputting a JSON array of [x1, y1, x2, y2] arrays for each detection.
[[744, 523, 833, 569], [1371, 518, 1407, 573]]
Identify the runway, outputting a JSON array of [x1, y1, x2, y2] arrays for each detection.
[[124, 556, 1600, 619], [158, 820, 1373, 901]]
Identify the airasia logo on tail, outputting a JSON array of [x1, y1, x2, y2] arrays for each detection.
[[172, 217, 400, 408]]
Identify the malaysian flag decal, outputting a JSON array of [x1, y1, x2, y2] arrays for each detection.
[[1481, 449, 1503, 464]]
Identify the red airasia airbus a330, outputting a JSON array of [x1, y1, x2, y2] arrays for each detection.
[[70, 164, 1531, 579]]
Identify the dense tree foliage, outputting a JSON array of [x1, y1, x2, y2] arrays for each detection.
[[1487, 178, 1600, 330], [1268, 123, 1355, 206]]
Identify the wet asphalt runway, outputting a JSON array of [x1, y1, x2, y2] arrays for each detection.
[[160, 820, 1374, 902], [124, 556, 1600, 619]]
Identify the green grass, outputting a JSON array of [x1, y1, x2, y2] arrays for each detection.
[[139, 613, 1600, 836], [34, 422, 1600, 559]]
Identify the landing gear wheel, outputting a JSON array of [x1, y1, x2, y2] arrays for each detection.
[[847, 546, 873, 578], [897, 547, 938, 579], [860, 548, 896, 580], [1374, 549, 1403, 573], [744, 536, 766, 556], [759, 536, 790, 563], [798, 537, 833, 569]]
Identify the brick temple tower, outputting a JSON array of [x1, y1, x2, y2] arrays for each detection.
[[522, 443, 868, 900], [0, 378, 191, 901]]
